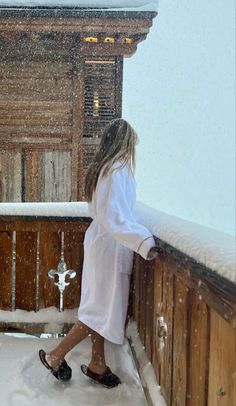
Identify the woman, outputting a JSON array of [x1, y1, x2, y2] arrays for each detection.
[[39, 118, 157, 388]]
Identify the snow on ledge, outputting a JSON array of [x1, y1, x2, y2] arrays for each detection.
[[0, 0, 158, 12], [135, 202, 236, 284], [0, 201, 235, 284], [126, 321, 166, 406], [0, 201, 89, 217], [0, 306, 78, 332]]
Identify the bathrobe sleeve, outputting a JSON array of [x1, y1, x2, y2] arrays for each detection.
[[95, 166, 156, 260]]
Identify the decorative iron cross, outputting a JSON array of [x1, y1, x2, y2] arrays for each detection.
[[48, 259, 76, 312], [48, 233, 76, 312]]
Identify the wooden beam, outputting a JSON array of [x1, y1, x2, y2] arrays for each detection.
[[0, 230, 12, 310], [0, 17, 153, 35], [0, 142, 73, 151], [15, 231, 38, 310], [81, 43, 138, 57], [24, 150, 39, 202], [187, 291, 210, 406], [115, 56, 123, 116], [70, 43, 84, 201], [208, 310, 236, 406], [0, 218, 91, 233]]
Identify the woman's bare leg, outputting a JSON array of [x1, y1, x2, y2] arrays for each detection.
[[88, 331, 107, 374], [47, 320, 91, 369]]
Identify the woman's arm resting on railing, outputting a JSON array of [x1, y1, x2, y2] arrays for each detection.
[[95, 167, 157, 260]]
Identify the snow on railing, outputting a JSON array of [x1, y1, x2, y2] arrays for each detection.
[[0, 202, 89, 218], [0, 201, 235, 284], [135, 202, 235, 284]]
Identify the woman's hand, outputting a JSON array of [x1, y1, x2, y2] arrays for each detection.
[[147, 246, 159, 261]]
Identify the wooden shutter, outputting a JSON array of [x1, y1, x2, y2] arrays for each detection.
[[83, 57, 123, 176]]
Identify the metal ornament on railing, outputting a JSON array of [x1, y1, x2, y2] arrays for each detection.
[[48, 232, 76, 312], [156, 315, 168, 354]]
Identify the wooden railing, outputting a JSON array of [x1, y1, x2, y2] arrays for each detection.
[[130, 239, 236, 406], [0, 213, 235, 406], [0, 216, 90, 315]]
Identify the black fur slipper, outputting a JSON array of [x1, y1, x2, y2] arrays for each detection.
[[81, 364, 121, 388], [39, 349, 72, 381]]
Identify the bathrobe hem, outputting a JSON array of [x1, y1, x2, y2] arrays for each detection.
[[78, 315, 124, 345]]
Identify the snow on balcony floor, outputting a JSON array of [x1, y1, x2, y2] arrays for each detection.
[[0, 334, 151, 406]]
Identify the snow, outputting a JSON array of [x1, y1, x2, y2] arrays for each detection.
[[0, 318, 166, 406], [0, 333, 161, 406], [126, 322, 166, 406], [135, 202, 236, 284], [0, 0, 158, 12], [0, 201, 235, 284], [0, 307, 78, 333], [0, 202, 89, 218]]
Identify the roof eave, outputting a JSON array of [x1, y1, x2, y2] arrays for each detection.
[[0, 7, 158, 20]]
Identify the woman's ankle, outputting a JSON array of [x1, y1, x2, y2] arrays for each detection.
[[88, 360, 107, 374], [46, 351, 64, 369]]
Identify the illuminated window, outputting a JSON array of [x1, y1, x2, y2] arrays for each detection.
[[104, 37, 115, 43], [84, 37, 98, 43], [125, 38, 133, 44], [93, 91, 100, 117]]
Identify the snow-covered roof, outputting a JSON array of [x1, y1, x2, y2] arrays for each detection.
[[0, 0, 158, 12], [0, 201, 235, 285]]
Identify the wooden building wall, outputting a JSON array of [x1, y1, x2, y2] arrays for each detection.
[[0, 34, 122, 202]]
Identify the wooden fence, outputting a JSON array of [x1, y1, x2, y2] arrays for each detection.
[[0, 216, 90, 315], [131, 240, 236, 406], [0, 215, 235, 405]]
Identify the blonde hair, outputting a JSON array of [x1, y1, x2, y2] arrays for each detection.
[[85, 118, 138, 202]]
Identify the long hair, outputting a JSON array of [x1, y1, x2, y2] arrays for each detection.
[[85, 118, 138, 202]]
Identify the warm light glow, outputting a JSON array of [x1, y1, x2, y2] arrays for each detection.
[[125, 38, 133, 44], [84, 37, 98, 43], [104, 37, 115, 43], [93, 92, 100, 116]]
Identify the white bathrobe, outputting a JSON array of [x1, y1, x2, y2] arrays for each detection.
[[78, 162, 156, 344]]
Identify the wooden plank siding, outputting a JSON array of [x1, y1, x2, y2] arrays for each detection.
[[208, 310, 236, 406], [0, 38, 123, 202], [0, 37, 77, 202], [0, 230, 12, 310], [187, 292, 209, 406], [15, 231, 38, 311], [172, 276, 189, 406], [0, 151, 22, 201], [63, 230, 84, 309], [0, 217, 90, 315], [161, 258, 174, 405], [131, 247, 236, 406]]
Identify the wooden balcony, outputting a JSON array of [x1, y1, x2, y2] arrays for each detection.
[[0, 203, 235, 406]]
